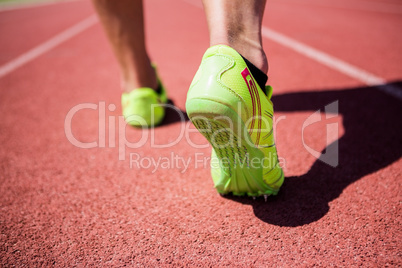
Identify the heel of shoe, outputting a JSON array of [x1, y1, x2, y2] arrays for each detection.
[[187, 98, 243, 133], [187, 98, 279, 196]]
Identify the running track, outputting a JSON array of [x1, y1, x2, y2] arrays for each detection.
[[0, 0, 401, 266]]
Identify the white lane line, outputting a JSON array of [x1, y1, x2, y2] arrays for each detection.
[[0, 0, 82, 12], [0, 15, 97, 79], [262, 27, 402, 100], [183, 0, 402, 100]]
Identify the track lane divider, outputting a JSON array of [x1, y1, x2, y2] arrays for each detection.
[[183, 0, 401, 100], [261, 27, 402, 100], [0, 15, 97, 79]]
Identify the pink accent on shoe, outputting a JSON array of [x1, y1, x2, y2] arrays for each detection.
[[241, 68, 261, 145]]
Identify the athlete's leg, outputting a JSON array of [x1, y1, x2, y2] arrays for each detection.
[[202, 0, 268, 74], [92, 0, 158, 92], [187, 0, 284, 196], [92, 0, 167, 127]]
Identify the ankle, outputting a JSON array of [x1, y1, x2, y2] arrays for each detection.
[[243, 49, 268, 75], [210, 39, 268, 74], [120, 64, 159, 92], [231, 43, 268, 74]]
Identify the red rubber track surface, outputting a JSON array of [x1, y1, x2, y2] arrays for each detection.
[[1, 0, 401, 266]]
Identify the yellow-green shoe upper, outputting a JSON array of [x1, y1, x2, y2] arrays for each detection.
[[186, 45, 284, 196], [121, 81, 168, 128]]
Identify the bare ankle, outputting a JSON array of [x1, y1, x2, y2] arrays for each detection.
[[243, 49, 268, 74], [212, 40, 269, 74], [120, 63, 158, 92]]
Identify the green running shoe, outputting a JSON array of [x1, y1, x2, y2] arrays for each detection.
[[121, 73, 168, 128], [186, 45, 284, 197]]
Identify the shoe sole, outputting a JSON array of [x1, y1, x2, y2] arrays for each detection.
[[187, 98, 280, 197]]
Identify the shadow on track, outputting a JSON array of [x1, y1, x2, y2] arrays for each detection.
[[225, 82, 402, 227], [160, 99, 189, 126]]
